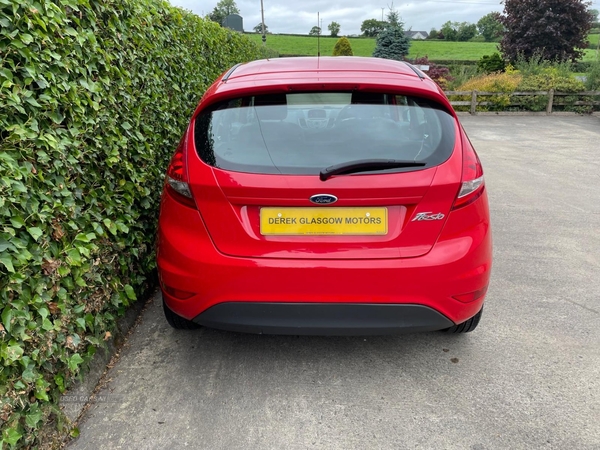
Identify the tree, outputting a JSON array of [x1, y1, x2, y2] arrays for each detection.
[[372, 10, 411, 61], [386, 9, 401, 28], [500, 0, 594, 62], [309, 26, 321, 36], [253, 23, 267, 34], [590, 9, 599, 28], [208, 7, 224, 25], [440, 21, 477, 41], [332, 37, 354, 56], [328, 21, 341, 37], [427, 28, 440, 40], [216, 0, 239, 15], [361, 19, 386, 37], [457, 23, 477, 41], [440, 21, 458, 41], [208, 0, 240, 25], [477, 12, 504, 42]]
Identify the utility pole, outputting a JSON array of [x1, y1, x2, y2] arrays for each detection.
[[261, 0, 266, 45], [317, 12, 320, 57], [381, 8, 384, 21]]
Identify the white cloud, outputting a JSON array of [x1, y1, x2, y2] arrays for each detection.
[[170, 0, 505, 35]]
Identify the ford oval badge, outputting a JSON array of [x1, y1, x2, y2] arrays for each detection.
[[310, 194, 338, 205]]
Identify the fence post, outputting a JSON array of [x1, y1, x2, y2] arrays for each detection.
[[470, 90, 478, 115], [546, 89, 554, 115]]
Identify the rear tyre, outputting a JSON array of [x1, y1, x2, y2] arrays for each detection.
[[443, 307, 483, 333], [163, 300, 201, 330]]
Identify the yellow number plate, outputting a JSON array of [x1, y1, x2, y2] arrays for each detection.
[[260, 207, 388, 236]]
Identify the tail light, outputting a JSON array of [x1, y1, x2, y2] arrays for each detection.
[[452, 134, 484, 210], [452, 285, 488, 303], [165, 136, 196, 209], [161, 282, 196, 300]]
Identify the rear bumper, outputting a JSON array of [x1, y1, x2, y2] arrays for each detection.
[[193, 302, 454, 335], [157, 190, 492, 329]]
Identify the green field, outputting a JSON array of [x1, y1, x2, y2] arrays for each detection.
[[247, 34, 498, 60], [583, 49, 599, 61], [247, 33, 599, 62]]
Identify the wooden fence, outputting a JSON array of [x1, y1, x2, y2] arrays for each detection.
[[444, 90, 600, 114]]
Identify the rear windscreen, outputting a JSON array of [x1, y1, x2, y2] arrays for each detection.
[[194, 92, 456, 175]]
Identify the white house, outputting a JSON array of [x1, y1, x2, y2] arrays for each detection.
[[405, 31, 429, 40]]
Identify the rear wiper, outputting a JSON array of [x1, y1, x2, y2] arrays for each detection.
[[320, 159, 426, 181]]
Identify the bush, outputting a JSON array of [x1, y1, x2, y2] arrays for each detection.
[[0, 0, 264, 447], [262, 47, 281, 59], [517, 70, 584, 92], [572, 61, 594, 72], [477, 53, 506, 73], [447, 65, 481, 90], [585, 60, 600, 90], [513, 54, 580, 81], [516, 68, 586, 112], [332, 37, 354, 56], [413, 56, 453, 90], [450, 72, 522, 111], [513, 51, 554, 77], [469, 35, 487, 43], [447, 56, 595, 112]]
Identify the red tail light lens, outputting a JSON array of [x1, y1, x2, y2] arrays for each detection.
[[163, 284, 196, 300], [452, 285, 488, 303], [165, 138, 196, 209], [160, 276, 196, 300], [452, 136, 485, 210]]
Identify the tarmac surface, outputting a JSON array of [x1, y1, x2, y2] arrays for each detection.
[[69, 116, 600, 450]]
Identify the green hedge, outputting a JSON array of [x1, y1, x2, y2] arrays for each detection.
[[0, 0, 265, 447]]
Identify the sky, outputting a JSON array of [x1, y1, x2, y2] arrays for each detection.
[[169, 0, 507, 35], [169, 0, 600, 36]]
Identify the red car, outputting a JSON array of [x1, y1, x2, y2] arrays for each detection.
[[157, 57, 492, 335]]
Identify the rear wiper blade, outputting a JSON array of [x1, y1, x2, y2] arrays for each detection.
[[320, 159, 426, 181]]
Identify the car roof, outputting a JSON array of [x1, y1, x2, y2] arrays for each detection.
[[195, 56, 452, 116], [228, 57, 424, 80]]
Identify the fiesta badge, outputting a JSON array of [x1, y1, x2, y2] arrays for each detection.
[[310, 194, 338, 205]]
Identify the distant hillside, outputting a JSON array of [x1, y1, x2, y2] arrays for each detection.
[[246, 33, 598, 62], [247, 34, 496, 60]]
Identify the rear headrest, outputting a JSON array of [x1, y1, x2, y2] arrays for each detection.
[[254, 93, 287, 107], [351, 91, 386, 105], [255, 106, 287, 121], [254, 94, 288, 120]]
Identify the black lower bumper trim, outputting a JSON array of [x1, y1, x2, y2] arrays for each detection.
[[193, 302, 454, 336]]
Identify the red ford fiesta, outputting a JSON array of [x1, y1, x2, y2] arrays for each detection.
[[157, 57, 492, 335]]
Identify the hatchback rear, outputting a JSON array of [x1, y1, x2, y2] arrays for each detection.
[[157, 57, 492, 335]]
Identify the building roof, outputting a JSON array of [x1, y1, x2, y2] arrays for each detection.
[[406, 31, 429, 38]]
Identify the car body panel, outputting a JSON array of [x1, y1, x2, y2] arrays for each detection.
[[194, 58, 452, 116], [157, 57, 492, 333], [157, 186, 491, 324], [187, 126, 463, 258]]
